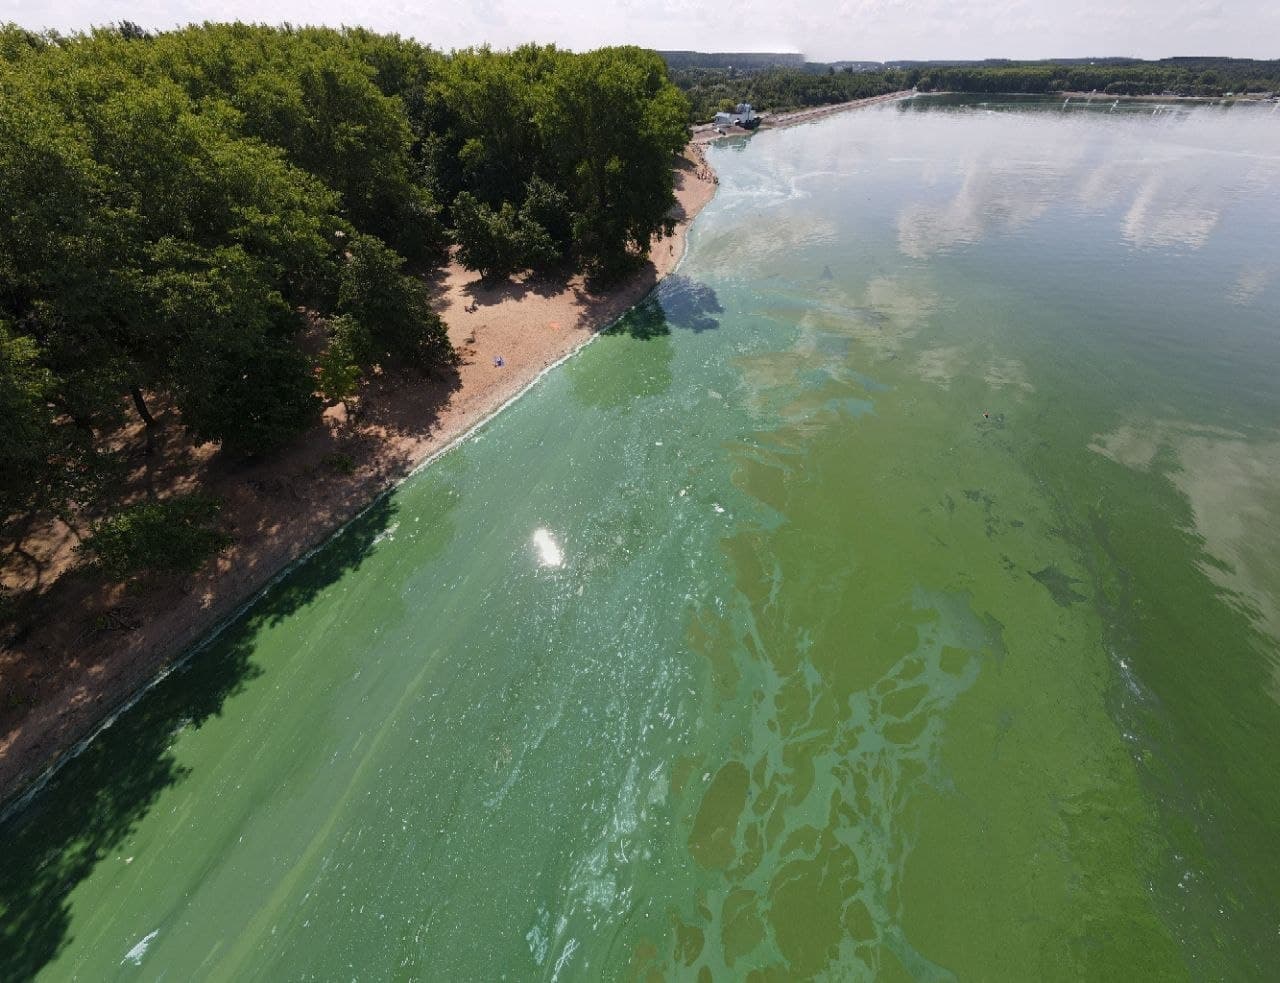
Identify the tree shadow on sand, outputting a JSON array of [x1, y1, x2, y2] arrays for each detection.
[[0, 495, 400, 979], [456, 270, 572, 309]]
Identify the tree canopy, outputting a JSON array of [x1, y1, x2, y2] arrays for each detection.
[[0, 22, 690, 576]]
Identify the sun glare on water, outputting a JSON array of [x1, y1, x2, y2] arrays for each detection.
[[532, 528, 564, 567]]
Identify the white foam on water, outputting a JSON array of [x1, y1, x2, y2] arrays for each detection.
[[121, 929, 158, 966], [526, 916, 549, 966], [533, 528, 564, 568], [551, 937, 579, 982]]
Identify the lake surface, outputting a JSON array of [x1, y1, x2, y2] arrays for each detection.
[[3, 95, 1280, 980]]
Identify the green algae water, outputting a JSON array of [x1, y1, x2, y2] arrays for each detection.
[[4, 96, 1280, 980]]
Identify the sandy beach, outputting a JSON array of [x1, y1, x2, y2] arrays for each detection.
[[0, 145, 718, 806]]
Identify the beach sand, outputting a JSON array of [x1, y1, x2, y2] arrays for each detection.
[[0, 145, 717, 805]]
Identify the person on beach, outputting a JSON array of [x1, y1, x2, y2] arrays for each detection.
[[494, 355, 505, 367]]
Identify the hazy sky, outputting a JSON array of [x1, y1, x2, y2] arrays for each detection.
[[7, 0, 1278, 61]]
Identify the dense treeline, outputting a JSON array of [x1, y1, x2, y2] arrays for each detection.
[[672, 66, 907, 122], [910, 58, 1280, 97], [0, 22, 688, 575], [672, 56, 1280, 121], [659, 51, 804, 71]]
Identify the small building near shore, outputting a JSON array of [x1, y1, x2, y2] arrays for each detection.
[[713, 103, 759, 129]]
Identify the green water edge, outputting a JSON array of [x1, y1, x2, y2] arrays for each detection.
[[2, 95, 1279, 981]]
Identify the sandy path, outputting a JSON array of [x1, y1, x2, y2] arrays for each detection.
[[0, 145, 717, 806]]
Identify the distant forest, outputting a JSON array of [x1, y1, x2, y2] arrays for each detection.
[[0, 23, 689, 583], [664, 53, 1280, 121]]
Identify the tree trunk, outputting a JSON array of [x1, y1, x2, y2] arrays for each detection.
[[130, 384, 158, 454]]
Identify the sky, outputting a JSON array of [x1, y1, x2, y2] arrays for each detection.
[[5, 0, 1278, 61]]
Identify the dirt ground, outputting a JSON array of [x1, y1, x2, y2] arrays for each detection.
[[0, 145, 718, 804]]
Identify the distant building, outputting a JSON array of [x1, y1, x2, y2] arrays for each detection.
[[713, 103, 759, 129]]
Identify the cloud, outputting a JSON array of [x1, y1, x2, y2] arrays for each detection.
[[1090, 419, 1280, 689], [11, 0, 1280, 59], [1121, 174, 1219, 250]]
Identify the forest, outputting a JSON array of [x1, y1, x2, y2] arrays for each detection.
[[0, 23, 688, 585], [670, 56, 1280, 121], [908, 58, 1280, 97], [671, 65, 907, 121]]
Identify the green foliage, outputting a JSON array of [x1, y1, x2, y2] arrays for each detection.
[[672, 65, 900, 121], [915, 60, 1279, 97], [451, 192, 528, 280], [519, 175, 572, 266], [0, 321, 108, 521], [338, 235, 454, 368], [317, 315, 368, 404], [174, 329, 320, 456], [537, 46, 690, 279], [451, 176, 571, 278], [0, 323, 60, 517], [0, 23, 686, 552], [79, 495, 231, 579]]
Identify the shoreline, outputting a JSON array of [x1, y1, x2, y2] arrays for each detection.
[[687, 88, 1274, 149], [691, 90, 917, 143], [1058, 89, 1276, 103], [0, 144, 718, 810]]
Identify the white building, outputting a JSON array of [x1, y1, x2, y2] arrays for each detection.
[[713, 103, 757, 128]]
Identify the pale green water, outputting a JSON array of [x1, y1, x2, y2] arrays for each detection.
[[3, 96, 1280, 980]]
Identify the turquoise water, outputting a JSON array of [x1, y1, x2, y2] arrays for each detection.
[[2, 96, 1279, 980]]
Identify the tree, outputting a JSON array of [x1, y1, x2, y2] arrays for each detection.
[[79, 495, 230, 579], [317, 315, 369, 407], [161, 249, 321, 454], [518, 175, 571, 269], [0, 25, 699, 549], [172, 325, 320, 456], [450, 192, 526, 280], [0, 323, 96, 521], [538, 46, 689, 279], [338, 234, 453, 368]]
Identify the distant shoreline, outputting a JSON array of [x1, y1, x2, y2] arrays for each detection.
[[0, 145, 718, 812], [1058, 89, 1276, 103], [690, 87, 1276, 145], [692, 90, 917, 143]]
